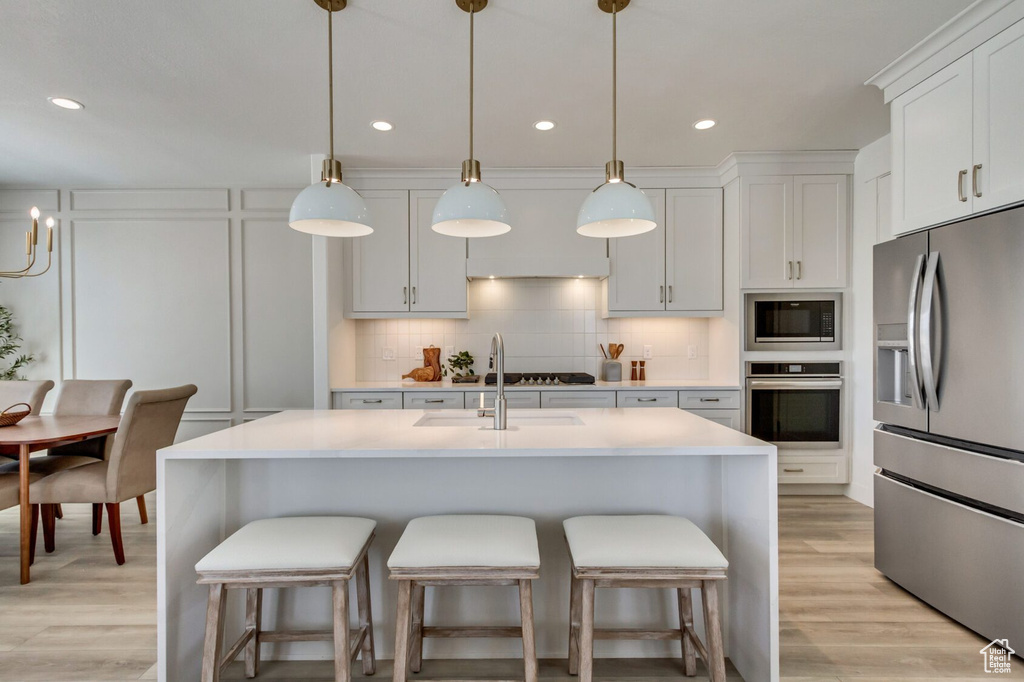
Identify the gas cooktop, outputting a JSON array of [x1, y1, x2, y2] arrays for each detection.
[[484, 372, 596, 386]]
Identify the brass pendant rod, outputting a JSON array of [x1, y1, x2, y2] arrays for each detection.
[[327, 5, 335, 184], [469, 5, 475, 168], [611, 2, 617, 165]]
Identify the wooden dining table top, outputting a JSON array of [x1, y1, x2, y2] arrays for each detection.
[[0, 415, 120, 449]]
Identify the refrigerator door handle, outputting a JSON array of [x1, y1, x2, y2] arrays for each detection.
[[906, 253, 926, 410], [920, 251, 941, 411]]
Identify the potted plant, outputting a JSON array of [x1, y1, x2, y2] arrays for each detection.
[[443, 350, 478, 384], [0, 304, 34, 380]]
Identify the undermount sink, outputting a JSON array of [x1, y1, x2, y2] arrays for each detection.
[[413, 410, 584, 428]]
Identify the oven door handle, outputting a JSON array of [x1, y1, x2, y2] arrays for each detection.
[[747, 379, 843, 390]]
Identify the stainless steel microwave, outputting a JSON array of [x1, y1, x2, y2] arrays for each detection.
[[745, 292, 842, 351]]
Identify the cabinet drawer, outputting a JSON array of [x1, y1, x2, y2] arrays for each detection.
[[540, 391, 616, 409], [678, 390, 740, 410], [617, 391, 678, 408], [684, 408, 741, 431], [778, 455, 848, 484], [466, 391, 541, 410], [334, 392, 403, 410], [404, 392, 465, 410]]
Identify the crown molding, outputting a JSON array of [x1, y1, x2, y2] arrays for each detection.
[[866, 0, 1024, 103], [716, 151, 857, 185]]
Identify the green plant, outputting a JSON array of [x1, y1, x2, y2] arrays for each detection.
[[443, 350, 475, 378], [0, 304, 34, 380]]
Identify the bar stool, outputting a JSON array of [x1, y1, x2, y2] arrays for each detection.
[[563, 515, 729, 682], [195, 517, 377, 682], [388, 515, 540, 682]]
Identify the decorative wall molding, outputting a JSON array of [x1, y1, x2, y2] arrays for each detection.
[[0, 189, 59, 213], [866, 0, 1024, 102], [240, 188, 301, 212], [69, 188, 230, 211]]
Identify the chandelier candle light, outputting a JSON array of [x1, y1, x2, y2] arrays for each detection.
[[289, 0, 373, 238], [432, 0, 511, 238], [1, 207, 55, 279], [577, 0, 657, 238]]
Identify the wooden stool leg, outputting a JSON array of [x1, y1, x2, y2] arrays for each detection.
[[409, 582, 425, 673], [519, 579, 539, 682], [244, 587, 262, 678], [578, 579, 595, 682], [42, 504, 57, 553], [677, 587, 697, 676], [356, 554, 376, 675], [92, 503, 103, 536], [701, 580, 726, 682], [106, 503, 125, 565], [392, 580, 413, 682], [568, 573, 581, 675], [136, 495, 148, 524], [201, 583, 227, 682], [333, 580, 351, 682]]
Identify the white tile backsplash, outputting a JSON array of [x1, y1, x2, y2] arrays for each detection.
[[353, 279, 710, 381]]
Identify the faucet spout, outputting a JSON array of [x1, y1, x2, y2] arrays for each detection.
[[489, 333, 507, 430]]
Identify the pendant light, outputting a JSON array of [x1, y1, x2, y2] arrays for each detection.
[[432, 0, 511, 238], [577, 0, 656, 238], [289, 0, 373, 237]]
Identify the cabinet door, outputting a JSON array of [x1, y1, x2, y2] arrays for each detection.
[[741, 176, 794, 289], [666, 188, 723, 311], [606, 189, 666, 312], [540, 391, 616, 409], [973, 19, 1024, 212], [891, 54, 974, 234], [410, 191, 467, 313], [793, 175, 848, 288], [349, 190, 409, 313], [684, 408, 741, 431]]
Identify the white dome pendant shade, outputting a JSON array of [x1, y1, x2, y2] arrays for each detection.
[[577, 0, 657, 239], [289, 0, 373, 238], [432, 0, 511, 238]]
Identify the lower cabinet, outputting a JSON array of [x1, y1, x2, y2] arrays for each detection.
[[684, 408, 741, 431], [333, 392, 403, 410], [778, 454, 849, 484], [617, 391, 678, 408], [467, 391, 542, 410], [540, 391, 617, 409], [404, 392, 465, 410]]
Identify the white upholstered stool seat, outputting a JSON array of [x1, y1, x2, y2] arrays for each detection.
[[389, 515, 539, 682], [195, 516, 376, 682], [563, 515, 728, 570], [196, 516, 376, 574], [387, 514, 540, 571], [563, 515, 729, 682]]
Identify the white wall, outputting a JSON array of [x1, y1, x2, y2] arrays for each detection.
[[0, 188, 315, 440], [846, 134, 892, 506], [352, 278, 711, 381]]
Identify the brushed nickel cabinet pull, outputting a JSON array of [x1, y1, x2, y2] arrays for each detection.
[[796, 260, 802, 280], [783, 468, 804, 473], [403, 287, 408, 305], [958, 169, 968, 202], [700, 398, 720, 403], [424, 399, 444, 404], [362, 399, 383, 404], [637, 398, 658, 403], [973, 163, 983, 198], [668, 285, 673, 303], [659, 285, 665, 303], [412, 286, 417, 305], [787, 261, 793, 280]]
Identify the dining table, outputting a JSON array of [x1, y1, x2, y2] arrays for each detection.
[[0, 415, 121, 584]]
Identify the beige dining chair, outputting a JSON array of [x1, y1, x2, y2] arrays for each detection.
[[0, 380, 55, 466], [28, 384, 197, 564]]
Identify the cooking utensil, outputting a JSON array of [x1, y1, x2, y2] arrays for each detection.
[[600, 344, 608, 359]]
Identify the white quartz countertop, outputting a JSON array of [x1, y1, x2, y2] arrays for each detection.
[[161, 408, 772, 460], [333, 379, 741, 392]]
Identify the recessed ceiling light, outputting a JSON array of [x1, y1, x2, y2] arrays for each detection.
[[693, 119, 716, 130], [533, 120, 556, 131], [48, 97, 84, 110], [371, 120, 393, 132]]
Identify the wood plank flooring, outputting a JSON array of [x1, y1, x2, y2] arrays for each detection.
[[0, 495, 1018, 680]]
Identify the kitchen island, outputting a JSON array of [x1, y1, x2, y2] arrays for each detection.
[[157, 408, 778, 681]]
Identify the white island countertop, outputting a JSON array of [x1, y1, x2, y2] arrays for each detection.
[[160, 407, 769, 460]]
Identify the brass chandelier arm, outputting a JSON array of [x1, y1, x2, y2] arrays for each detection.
[[2, 212, 55, 279], [1, 252, 52, 279]]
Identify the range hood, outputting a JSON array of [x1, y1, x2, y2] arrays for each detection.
[[466, 256, 609, 280]]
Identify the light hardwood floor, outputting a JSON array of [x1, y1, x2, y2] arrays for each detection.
[[0, 495, 1018, 681]]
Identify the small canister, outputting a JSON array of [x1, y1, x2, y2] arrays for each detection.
[[602, 360, 622, 382]]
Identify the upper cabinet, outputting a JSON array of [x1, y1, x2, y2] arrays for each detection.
[[604, 188, 723, 317], [345, 190, 468, 318], [740, 175, 848, 289], [891, 19, 1024, 235]]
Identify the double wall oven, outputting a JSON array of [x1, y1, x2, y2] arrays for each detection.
[[745, 362, 843, 449]]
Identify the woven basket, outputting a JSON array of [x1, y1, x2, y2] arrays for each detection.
[[0, 403, 31, 428]]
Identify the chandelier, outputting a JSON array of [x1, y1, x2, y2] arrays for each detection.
[[1, 207, 54, 279]]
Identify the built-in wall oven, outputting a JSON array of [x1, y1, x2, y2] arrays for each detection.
[[745, 362, 843, 449], [745, 292, 842, 351]]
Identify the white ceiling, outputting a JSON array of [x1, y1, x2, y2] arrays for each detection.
[[1, 0, 974, 187]]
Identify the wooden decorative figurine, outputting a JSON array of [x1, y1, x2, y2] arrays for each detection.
[[402, 346, 443, 382]]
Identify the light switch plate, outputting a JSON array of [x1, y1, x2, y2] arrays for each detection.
[[382, 347, 395, 361], [643, 345, 653, 359], [688, 345, 698, 359]]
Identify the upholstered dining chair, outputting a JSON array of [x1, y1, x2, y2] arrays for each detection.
[[0, 380, 55, 466], [28, 384, 197, 565]]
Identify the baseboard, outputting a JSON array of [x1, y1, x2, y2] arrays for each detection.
[[844, 480, 874, 507], [779, 484, 846, 496]]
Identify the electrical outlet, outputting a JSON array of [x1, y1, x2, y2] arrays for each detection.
[[413, 346, 424, 359], [445, 345, 455, 358], [382, 346, 395, 361], [687, 345, 698, 359], [643, 345, 653, 359]]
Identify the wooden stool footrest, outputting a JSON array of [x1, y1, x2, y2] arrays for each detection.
[[422, 626, 524, 639], [219, 628, 255, 671], [593, 627, 682, 641]]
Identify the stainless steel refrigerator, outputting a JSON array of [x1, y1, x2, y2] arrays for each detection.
[[874, 205, 1024, 648]]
